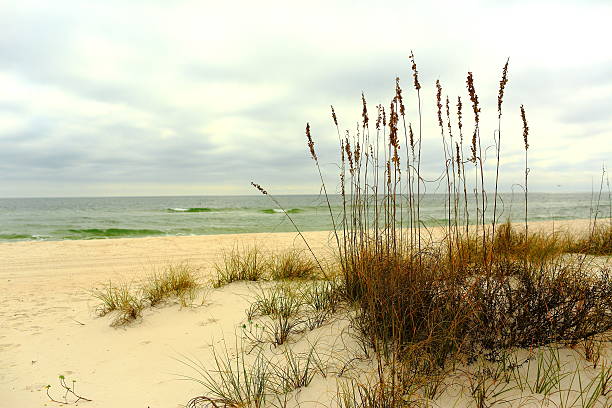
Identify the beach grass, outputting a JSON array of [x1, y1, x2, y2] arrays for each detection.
[[566, 223, 612, 256], [142, 262, 201, 307], [92, 282, 144, 326], [270, 249, 319, 280], [213, 247, 270, 287], [92, 262, 202, 326], [186, 54, 612, 407], [213, 247, 322, 287]]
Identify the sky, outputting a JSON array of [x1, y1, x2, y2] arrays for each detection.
[[0, 0, 610, 197]]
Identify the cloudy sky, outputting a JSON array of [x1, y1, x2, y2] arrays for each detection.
[[0, 0, 610, 197]]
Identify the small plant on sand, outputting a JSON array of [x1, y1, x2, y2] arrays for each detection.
[[245, 281, 341, 346], [466, 361, 517, 408], [245, 284, 305, 346], [182, 340, 329, 408], [182, 340, 271, 408], [213, 247, 269, 287], [246, 283, 301, 320], [270, 249, 319, 280], [566, 223, 612, 256], [91, 282, 144, 326], [268, 345, 324, 393], [526, 347, 568, 397], [45, 374, 92, 405], [92, 263, 202, 326], [300, 280, 342, 330], [142, 262, 201, 306]]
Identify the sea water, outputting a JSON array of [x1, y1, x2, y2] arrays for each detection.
[[0, 193, 609, 241]]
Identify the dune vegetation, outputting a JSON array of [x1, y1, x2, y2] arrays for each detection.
[[86, 54, 611, 407]]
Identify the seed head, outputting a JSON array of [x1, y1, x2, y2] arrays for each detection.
[[389, 102, 401, 173], [466, 72, 480, 125], [445, 96, 452, 136], [436, 80, 443, 129], [361, 92, 369, 128], [520, 104, 529, 150], [389, 101, 399, 149], [455, 142, 461, 175], [498, 58, 509, 118], [409, 50, 421, 91], [408, 122, 415, 151], [345, 135, 354, 173], [457, 96, 463, 136], [306, 123, 317, 161], [395, 77, 405, 117], [331, 105, 338, 126], [251, 182, 267, 195]]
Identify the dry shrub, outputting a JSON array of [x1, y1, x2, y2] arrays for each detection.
[[470, 260, 612, 351], [243, 54, 612, 407], [348, 248, 471, 364]]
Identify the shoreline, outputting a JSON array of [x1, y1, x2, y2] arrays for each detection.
[[0, 215, 605, 244]]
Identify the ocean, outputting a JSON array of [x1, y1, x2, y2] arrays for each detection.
[[0, 193, 609, 242]]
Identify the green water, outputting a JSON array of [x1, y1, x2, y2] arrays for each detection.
[[0, 193, 608, 241]]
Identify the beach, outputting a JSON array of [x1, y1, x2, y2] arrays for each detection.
[[0, 219, 608, 407], [0, 230, 337, 407]]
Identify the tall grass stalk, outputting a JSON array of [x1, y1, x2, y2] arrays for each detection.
[[295, 53, 611, 404]]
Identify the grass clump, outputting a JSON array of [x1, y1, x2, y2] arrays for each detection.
[[184, 55, 611, 407], [183, 343, 270, 408], [213, 247, 323, 287], [246, 54, 612, 406], [142, 263, 201, 306], [213, 247, 269, 287], [92, 282, 144, 326], [244, 281, 342, 346], [270, 250, 318, 280], [92, 262, 202, 326], [245, 284, 307, 346], [567, 223, 612, 256], [183, 341, 326, 408], [455, 220, 570, 265], [246, 283, 302, 320]]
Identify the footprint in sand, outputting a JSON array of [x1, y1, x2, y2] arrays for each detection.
[[199, 318, 218, 326], [0, 343, 20, 351]]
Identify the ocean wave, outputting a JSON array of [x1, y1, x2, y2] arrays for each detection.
[[62, 228, 165, 239], [260, 208, 303, 214], [0, 233, 36, 240], [167, 207, 214, 213]]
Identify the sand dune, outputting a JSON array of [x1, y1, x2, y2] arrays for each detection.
[[0, 219, 608, 407]]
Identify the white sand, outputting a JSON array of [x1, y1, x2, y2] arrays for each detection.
[[0, 230, 336, 408], [0, 220, 609, 407]]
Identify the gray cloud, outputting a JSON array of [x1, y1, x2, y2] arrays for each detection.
[[0, 0, 610, 197]]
